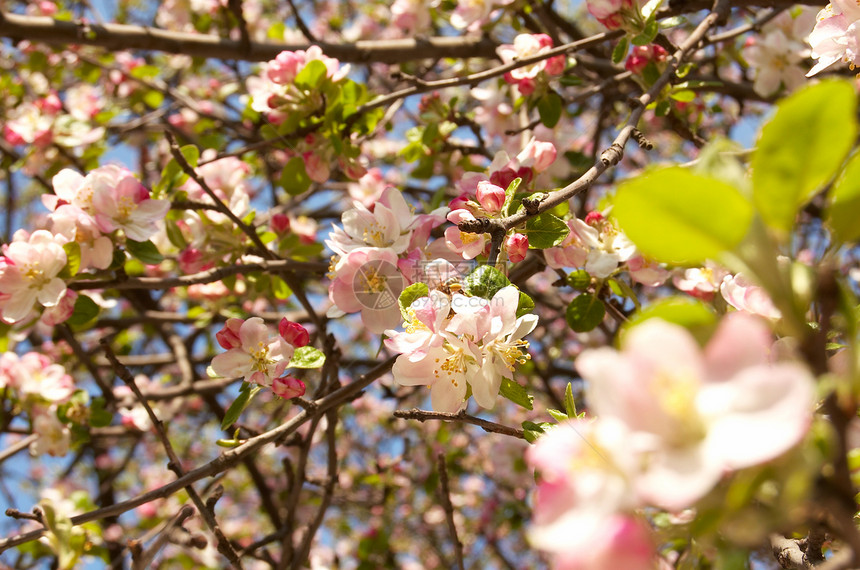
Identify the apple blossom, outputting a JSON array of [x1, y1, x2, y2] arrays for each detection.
[[444, 209, 488, 260], [720, 273, 782, 319], [475, 180, 506, 214], [807, 0, 860, 76], [326, 187, 415, 256], [577, 314, 815, 510], [210, 317, 295, 386], [86, 166, 169, 241], [743, 30, 808, 96], [328, 247, 406, 334], [30, 411, 72, 457], [0, 229, 68, 323]]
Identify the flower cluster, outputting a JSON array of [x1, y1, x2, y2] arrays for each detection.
[[497, 34, 566, 96], [210, 317, 310, 397], [528, 314, 815, 567], [385, 286, 538, 412], [325, 187, 449, 333], [0, 351, 76, 456]]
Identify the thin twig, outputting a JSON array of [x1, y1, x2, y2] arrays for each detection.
[[393, 409, 525, 439], [436, 453, 466, 570]]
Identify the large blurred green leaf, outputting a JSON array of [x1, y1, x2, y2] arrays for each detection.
[[613, 167, 753, 264], [827, 150, 860, 243], [752, 80, 857, 231]]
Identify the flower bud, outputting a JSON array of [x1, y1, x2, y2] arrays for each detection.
[[506, 233, 529, 263], [279, 318, 310, 347], [272, 375, 306, 399], [216, 318, 244, 350], [476, 181, 506, 214], [270, 213, 291, 235]]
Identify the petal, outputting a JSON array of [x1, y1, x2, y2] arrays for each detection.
[[704, 312, 771, 381], [430, 371, 467, 412], [211, 350, 253, 378], [635, 445, 723, 511], [37, 278, 67, 308]]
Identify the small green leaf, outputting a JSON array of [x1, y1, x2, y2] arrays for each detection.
[[522, 420, 552, 443], [126, 239, 164, 265], [669, 89, 696, 102], [164, 217, 188, 249], [89, 398, 113, 428], [612, 36, 629, 64], [66, 294, 100, 327], [631, 18, 659, 45], [827, 150, 860, 243], [294, 59, 328, 90], [142, 89, 164, 109], [753, 80, 858, 231], [565, 294, 605, 332], [280, 157, 312, 195], [221, 382, 261, 430], [464, 265, 511, 300], [63, 242, 81, 277], [537, 92, 563, 128], [547, 408, 569, 422], [516, 292, 535, 318], [271, 275, 292, 300], [564, 382, 577, 418], [500, 378, 534, 410], [613, 167, 753, 264], [399, 283, 430, 320], [567, 270, 592, 290], [524, 213, 570, 249], [502, 177, 523, 217], [289, 346, 326, 369]]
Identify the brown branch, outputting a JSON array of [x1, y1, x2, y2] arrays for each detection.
[[0, 434, 38, 465], [0, 11, 499, 63], [68, 259, 327, 291], [393, 409, 525, 439], [131, 504, 196, 570], [100, 339, 244, 569], [436, 453, 466, 570]]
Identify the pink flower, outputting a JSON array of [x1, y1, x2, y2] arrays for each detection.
[[807, 0, 860, 76], [279, 318, 310, 347], [515, 137, 557, 173], [576, 314, 815, 510], [327, 247, 405, 334], [720, 273, 781, 319], [476, 180, 506, 214], [90, 166, 169, 241], [326, 187, 415, 256], [1, 352, 74, 403], [272, 375, 306, 399], [216, 318, 244, 350], [625, 44, 668, 74], [0, 230, 68, 323], [210, 317, 294, 386], [444, 209, 487, 260], [527, 419, 656, 570], [505, 233, 529, 263]]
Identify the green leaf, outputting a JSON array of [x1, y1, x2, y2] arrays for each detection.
[[271, 275, 292, 300], [66, 294, 100, 327], [565, 294, 605, 332], [752, 80, 858, 231], [621, 296, 716, 345], [631, 18, 659, 45], [464, 265, 511, 300], [613, 167, 753, 264], [63, 242, 81, 278], [164, 217, 188, 249], [567, 269, 592, 291], [500, 378, 533, 410], [524, 213, 570, 249], [89, 397, 113, 428], [522, 420, 551, 443], [126, 239, 164, 265], [399, 283, 430, 320], [669, 89, 696, 102], [289, 346, 326, 369], [280, 156, 312, 196], [516, 292, 535, 318], [155, 144, 198, 194], [827, 150, 860, 242], [564, 382, 577, 418], [221, 382, 261, 430], [612, 36, 629, 64], [547, 408, 569, 422], [502, 177, 523, 217], [294, 59, 328, 90], [142, 89, 164, 109], [537, 92, 563, 128]]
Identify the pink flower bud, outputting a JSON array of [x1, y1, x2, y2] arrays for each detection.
[[534, 33, 554, 49], [272, 375, 306, 399], [216, 318, 244, 350], [270, 213, 291, 234], [545, 55, 566, 75], [178, 248, 208, 274], [506, 233, 529, 263], [517, 77, 536, 96], [584, 211, 604, 226], [303, 152, 330, 183], [476, 181, 506, 214], [279, 318, 310, 347], [449, 193, 471, 210], [517, 139, 557, 172]]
